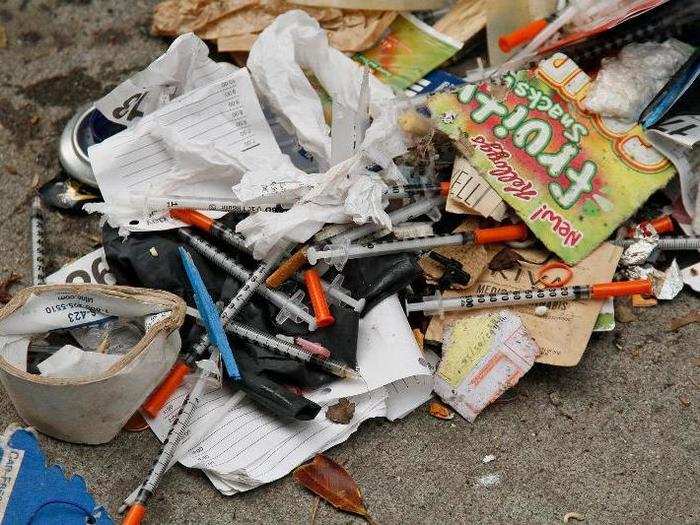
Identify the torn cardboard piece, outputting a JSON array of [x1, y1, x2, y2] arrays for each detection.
[[426, 242, 623, 366], [446, 156, 507, 220], [152, 0, 397, 53], [427, 53, 676, 264], [434, 310, 539, 421], [419, 218, 500, 290], [432, 0, 485, 44]]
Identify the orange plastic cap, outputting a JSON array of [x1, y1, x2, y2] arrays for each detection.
[[303, 268, 335, 328], [439, 181, 451, 196], [266, 247, 309, 289], [499, 18, 548, 53], [649, 215, 674, 234], [591, 279, 652, 299], [142, 361, 191, 418], [169, 209, 214, 233], [122, 503, 146, 525], [627, 215, 674, 236], [473, 223, 529, 245]]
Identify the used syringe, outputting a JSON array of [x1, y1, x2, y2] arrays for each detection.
[[382, 181, 450, 199], [178, 229, 317, 330], [307, 224, 529, 267], [330, 196, 445, 246], [129, 183, 447, 215], [122, 367, 210, 525], [128, 192, 285, 213], [170, 208, 250, 253], [265, 196, 447, 288], [225, 321, 360, 379], [612, 237, 700, 250], [142, 241, 293, 418], [30, 195, 46, 285], [405, 279, 653, 316]]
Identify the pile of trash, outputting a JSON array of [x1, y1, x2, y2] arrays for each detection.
[[0, 0, 698, 522]]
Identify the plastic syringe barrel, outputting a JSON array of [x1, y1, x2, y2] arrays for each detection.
[[330, 196, 445, 245], [178, 230, 316, 330]]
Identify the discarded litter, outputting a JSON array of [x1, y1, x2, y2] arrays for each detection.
[[2, 1, 700, 522]]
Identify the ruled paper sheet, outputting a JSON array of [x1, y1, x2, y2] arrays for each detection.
[[88, 68, 286, 232], [144, 295, 434, 494]]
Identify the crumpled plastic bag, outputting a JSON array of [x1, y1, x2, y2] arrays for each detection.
[[583, 39, 694, 121]]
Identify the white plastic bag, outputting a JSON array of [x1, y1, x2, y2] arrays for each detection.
[[583, 39, 693, 121]]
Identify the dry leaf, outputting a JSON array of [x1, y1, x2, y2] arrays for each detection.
[[429, 400, 454, 420], [325, 398, 355, 424], [678, 394, 691, 407], [0, 273, 22, 304], [632, 294, 657, 308], [488, 247, 523, 271], [667, 310, 700, 331], [293, 454, 374, 523]]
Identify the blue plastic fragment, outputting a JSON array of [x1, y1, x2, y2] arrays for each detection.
[[178, 247, 241, 379]]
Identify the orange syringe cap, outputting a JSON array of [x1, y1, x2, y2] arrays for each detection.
[[141, 361, 191, 418], [473, 223, 529, 245], [303, 268, 335, 328], [590, 279, 652, 300], [499, 18, 548, 53], [169, 208, 214, 233]]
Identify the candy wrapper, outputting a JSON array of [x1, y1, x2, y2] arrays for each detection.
[[427, 53, 676, 264]]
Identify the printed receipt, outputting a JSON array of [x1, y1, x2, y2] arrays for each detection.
[[88, 68, 284, 232]]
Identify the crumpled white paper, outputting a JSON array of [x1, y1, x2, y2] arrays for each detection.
[[583, 39, 693, 121], [234, 11, 409, 257], [95, 33, 236, 127], [246, 10, 395, 169]]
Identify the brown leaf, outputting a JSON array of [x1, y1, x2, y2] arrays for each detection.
[[293, 454, 373, 523], [667, 310, 700, 332], [429, 400, 454, 420], [325, 398, 355, 425], [0, 273, 22, 304]]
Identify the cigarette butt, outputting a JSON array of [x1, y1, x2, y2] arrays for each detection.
[[266, 247, 308, 288]]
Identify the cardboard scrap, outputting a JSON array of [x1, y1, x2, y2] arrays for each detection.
[[419, 218, 500, 290], [446, 156, 507, 220], [427, 53, 676, 264], [288, 0, 445, 10], [152, 0, 397, 52], [432, 0, 485, 44], [426, 242, 622, 366], [434, 310, 539, 421]]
